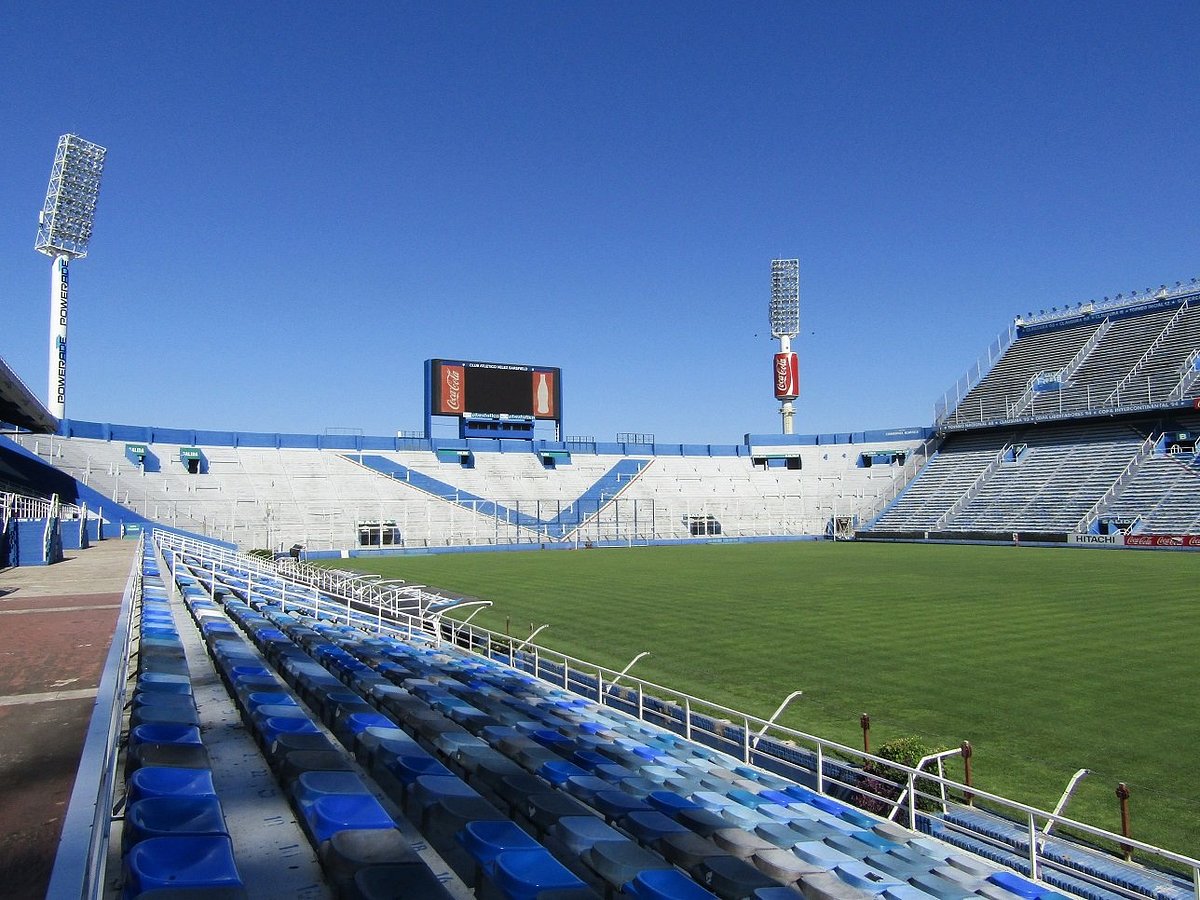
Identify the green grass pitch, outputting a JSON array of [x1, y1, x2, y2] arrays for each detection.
[[324, 541, 1199, 856]]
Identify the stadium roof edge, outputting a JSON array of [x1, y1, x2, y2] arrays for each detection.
[[1014, 281, 1199, 331], [0, 354, 58, 434]]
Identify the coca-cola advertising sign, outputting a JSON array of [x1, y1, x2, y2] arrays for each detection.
[[774, 352, 799, 400], [1124, 534, 1200, 547], [439, 364, 465, 415], [531, 370, 556, 418]]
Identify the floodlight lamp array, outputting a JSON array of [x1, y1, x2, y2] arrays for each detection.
[[769, 258, 800, 338], [35, 134, 107, 259]]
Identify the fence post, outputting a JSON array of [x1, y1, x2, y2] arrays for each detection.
[[1028, 812, 1039, 882], [961, 741, 974, 805], [860, 713, 871, 754], [1116, 783, 1133, 861]]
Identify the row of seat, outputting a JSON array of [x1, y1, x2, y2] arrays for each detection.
[[120, 544, 247, 899], [168, 564, 457, 900], [172, 548, 1076, 900]]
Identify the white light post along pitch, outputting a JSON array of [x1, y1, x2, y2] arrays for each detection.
[[769, 258, 801, 434], [35, 134, 107, 420]]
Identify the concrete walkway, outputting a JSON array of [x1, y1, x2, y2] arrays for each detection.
[[0, 539, 137, 900]]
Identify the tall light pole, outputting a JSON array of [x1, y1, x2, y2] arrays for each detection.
[[35, 134, 107, 421], [769, 259, 801, 434]]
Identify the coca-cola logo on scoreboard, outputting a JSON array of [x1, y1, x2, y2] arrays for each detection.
[[440, 364, 465, 414], [774, 352, 799, 400], [531, 370, 556, 418]]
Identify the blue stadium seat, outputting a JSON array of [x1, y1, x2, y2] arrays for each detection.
[[624, 868, 720, 899], [127, 767, 217, 804], [303, 794, 395, 845], [123, 835, 244, 895], [490, 848, 594, 900], [125, 797, 228, 846]]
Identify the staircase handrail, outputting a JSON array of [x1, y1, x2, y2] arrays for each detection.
[[1008, 318, 1112, 419], [933, 443, 1011, 530], [1105, 299, 1190, 406], [1166, 348, 1200, 402], [1057, 316, 1112, 386], [1076, 432, 1159, 533], [559, 459, 654, 542], [861, 434, 942, 523]]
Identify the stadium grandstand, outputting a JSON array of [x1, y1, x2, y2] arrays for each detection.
[[2, 280, 1200, 899]]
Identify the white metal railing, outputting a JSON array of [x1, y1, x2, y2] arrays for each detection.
[[1076, 433, 1160, 533], [1008, 319, 1112, 419], [933, 443, 1011, 530], [935, 322, 1018, 425], [886, 746, 967, 822], [1105, 299, 1190, 407], [1167, 348, 1200, 402], [1058, 317, 1113, 386], [44, 533, 143, 900], [276, 557, 437, 617], [860, 435, 942, 525], [2, 490, 56, 520]]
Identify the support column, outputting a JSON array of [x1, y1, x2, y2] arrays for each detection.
[[48, 254, 70, 420]]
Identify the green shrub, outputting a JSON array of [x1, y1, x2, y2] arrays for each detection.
[[855, 736, 949, 816]]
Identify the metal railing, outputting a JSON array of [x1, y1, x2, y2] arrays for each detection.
[[860, 435, 942, 526], [1076, 433, 1160, 533], [153, 528, 1200, 899], [44, 534, 143, 900], [933, 443, 1011, 530], [935, 322, 1018, 426], [1105, 298, 1191, 407], [1167, 348, 1200, 402], [1008, 319, 1112, 419]]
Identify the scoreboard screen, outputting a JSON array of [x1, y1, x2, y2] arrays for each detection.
[[428, 359, 561, 420]]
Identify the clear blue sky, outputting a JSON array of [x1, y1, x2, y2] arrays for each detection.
[[2, 2, 1197, 443]]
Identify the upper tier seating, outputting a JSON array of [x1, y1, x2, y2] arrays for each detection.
[[941, 293, 1200, 430]]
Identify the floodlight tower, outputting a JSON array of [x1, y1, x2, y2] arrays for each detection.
[[35, 134, 107, 421], [769, 258, 800, 434]]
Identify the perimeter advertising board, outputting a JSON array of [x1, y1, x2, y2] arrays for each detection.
[[1123, 534, 1200, 548], [427, 359, 561, 421], [1068, 533, 1200, 548]]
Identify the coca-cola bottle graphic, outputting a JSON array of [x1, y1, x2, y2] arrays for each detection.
[[534, 373, 551, 416]]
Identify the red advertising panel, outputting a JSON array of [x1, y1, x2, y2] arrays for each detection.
[[1123, 534, 1200, 547], [774, 352, 799, 400], [438, 363, 466, 415]]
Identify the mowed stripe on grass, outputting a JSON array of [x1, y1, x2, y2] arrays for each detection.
[[325, 541, 1199, 856]]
